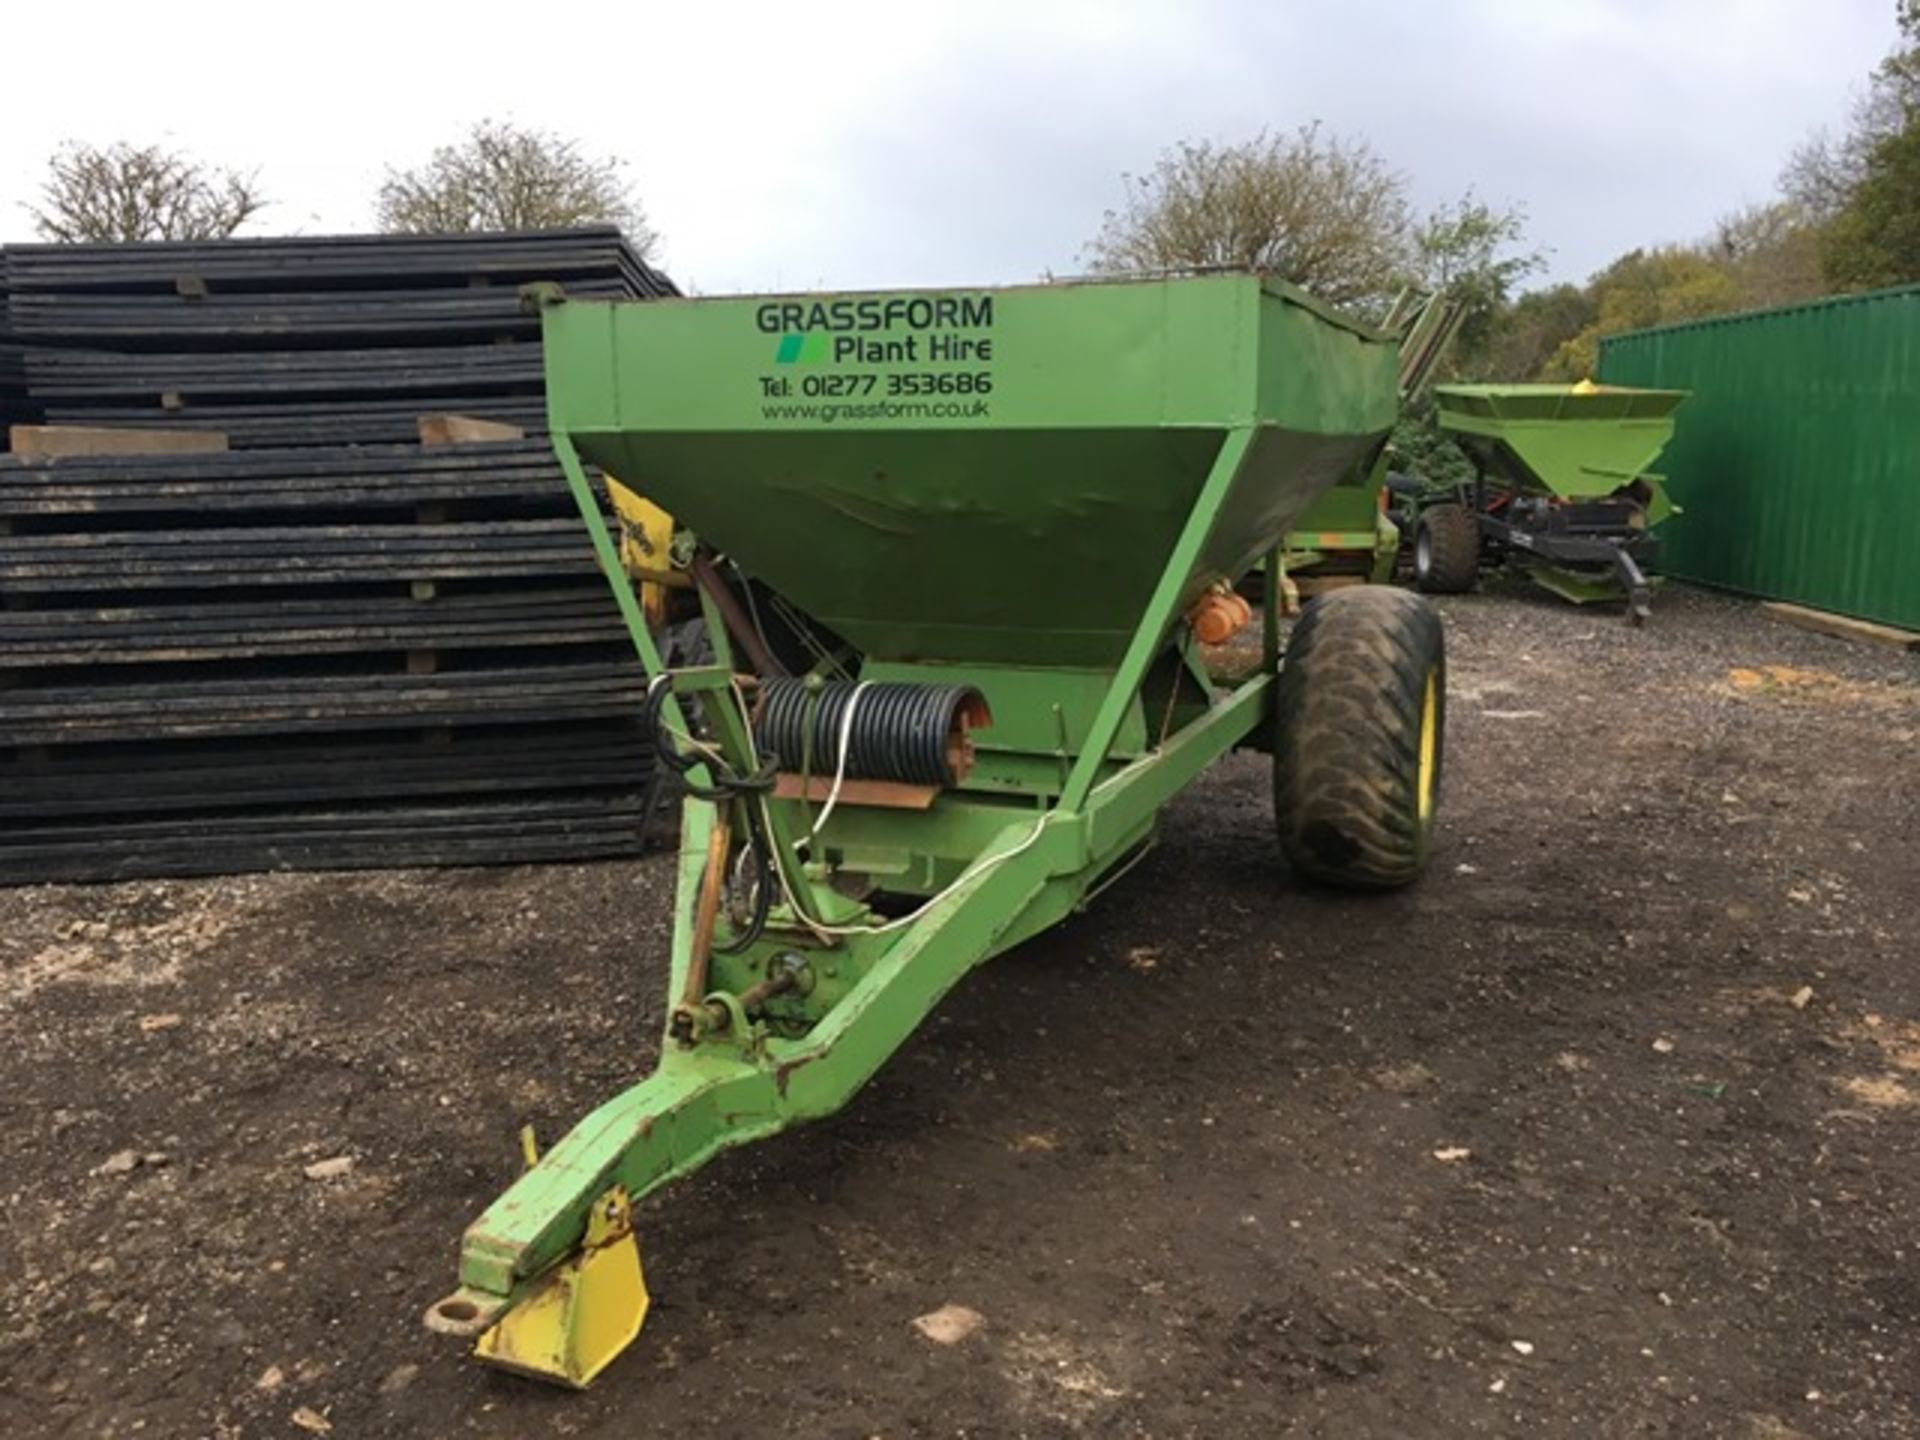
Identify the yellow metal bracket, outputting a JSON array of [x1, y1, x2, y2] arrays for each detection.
[[472, 1186, 650, 1388], [607, 475, 677, 628]]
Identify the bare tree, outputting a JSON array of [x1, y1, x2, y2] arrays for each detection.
[[1781, 1, 1920, 289], [1410, 194, 1544, 372], [376, 120, 657, 253], [1782, 105, 1899, 222], [30, 141, 265, 243], [1707, 201, 1827, 306], [1780, 56, 1913, 222], [1081, 125, 1413, 309]]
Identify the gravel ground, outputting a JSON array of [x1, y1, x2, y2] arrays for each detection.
[[1, 582, 1917, 1439]]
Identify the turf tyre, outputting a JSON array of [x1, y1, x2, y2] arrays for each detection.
[[1273, 586, 1445, 890], [1413, 503, 1480, 594]]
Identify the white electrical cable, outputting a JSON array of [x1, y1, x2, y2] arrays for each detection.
[[802, 680, 872, 848], [758, 789, 1051, 938]]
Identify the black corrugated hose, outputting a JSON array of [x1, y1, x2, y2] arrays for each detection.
[[757, 680, 980, 787]]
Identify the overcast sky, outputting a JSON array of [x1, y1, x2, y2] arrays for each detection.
[[0, 1, 1900, 295]]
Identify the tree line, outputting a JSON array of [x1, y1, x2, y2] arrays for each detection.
[[19, 1, 1917, 384], [1087, 1, 1918, 383], [25, 119, 657, 257]]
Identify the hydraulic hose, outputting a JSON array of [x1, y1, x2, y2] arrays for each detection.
[[643, 676, 777, 953]]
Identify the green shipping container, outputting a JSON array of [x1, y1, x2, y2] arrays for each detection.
[[1598, 284, 1920, 630]]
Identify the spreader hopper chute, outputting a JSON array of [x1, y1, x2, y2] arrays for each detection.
[[545, 276, 1398, 668], [1435, 383, 1687, 501]]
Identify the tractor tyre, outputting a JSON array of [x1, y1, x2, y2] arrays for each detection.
[[1413, 503, 1480, 594], [1273, 587, 1445, 890]]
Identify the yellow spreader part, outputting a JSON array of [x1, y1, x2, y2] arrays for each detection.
[[1417, 670, 1439, 824], [605, 475, 676, 629], [474, 1186, 649, 1389]]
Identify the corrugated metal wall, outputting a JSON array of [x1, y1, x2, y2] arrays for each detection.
[[1599, 285, 1920, 629]]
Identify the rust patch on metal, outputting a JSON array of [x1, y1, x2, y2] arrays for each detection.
[[773, 1050, 822, 1099]]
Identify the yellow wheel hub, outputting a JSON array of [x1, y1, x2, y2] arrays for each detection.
[[1416, 671, 1439, 824]]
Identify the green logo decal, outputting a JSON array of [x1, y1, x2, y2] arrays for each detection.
[[774, 333, 828, 364]]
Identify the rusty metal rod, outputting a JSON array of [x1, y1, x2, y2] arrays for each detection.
[[690, 551, 786, 677], [700, 967, 799, 1034], [732, 968, 799, 1014], [673, 814, 733, 1041]]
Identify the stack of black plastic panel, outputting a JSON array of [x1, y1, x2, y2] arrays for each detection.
[[0, 343, 28, 431], [0, 230, 672, 884], [0, 257, 35, 431], [1, 227, 671, 444]]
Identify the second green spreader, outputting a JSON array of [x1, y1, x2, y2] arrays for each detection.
[[426, 273, 1450, 1386], [1409, 382, 1689, 621]]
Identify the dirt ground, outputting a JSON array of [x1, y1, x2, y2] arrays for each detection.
[[2, 582, 1917, 1439]]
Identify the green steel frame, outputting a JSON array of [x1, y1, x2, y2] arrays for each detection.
[[427, 423, 1281, 1359], [425, 275, 1400, 1385]]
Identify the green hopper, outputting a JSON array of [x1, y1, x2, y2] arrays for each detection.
[[1411, 382, 1688, 621], [426, 274, 1451, 1386]]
